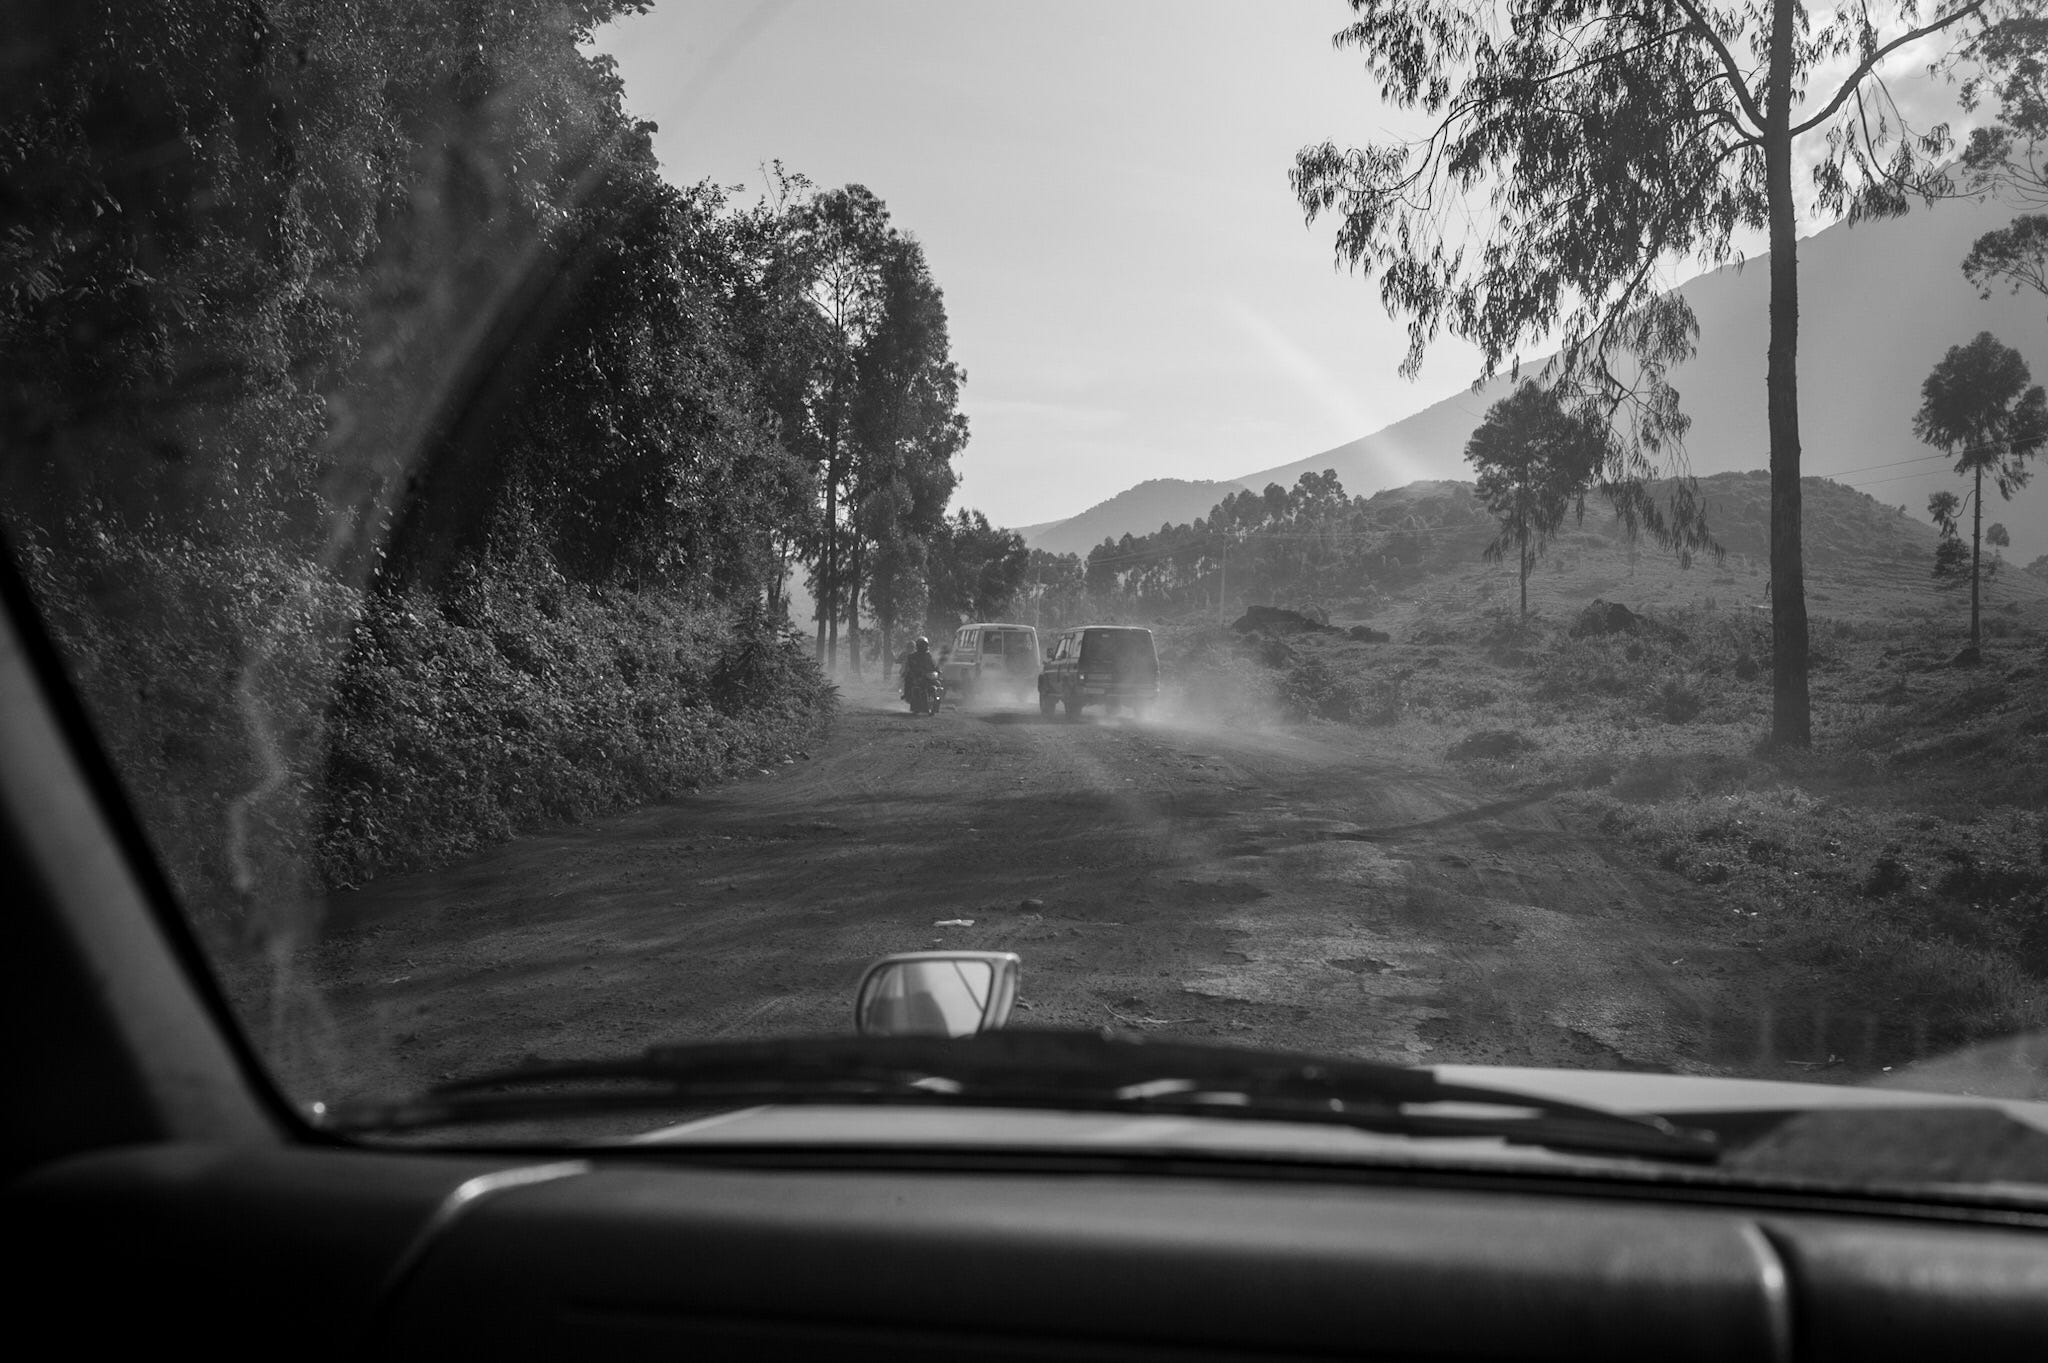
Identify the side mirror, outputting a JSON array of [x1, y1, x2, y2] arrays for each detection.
[[855, 951, 1021, 1038]]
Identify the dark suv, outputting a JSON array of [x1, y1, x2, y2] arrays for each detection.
[[1037, 625, 1159, 720]]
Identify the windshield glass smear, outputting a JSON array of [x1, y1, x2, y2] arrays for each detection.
[[3, 1, 2047, 1187]]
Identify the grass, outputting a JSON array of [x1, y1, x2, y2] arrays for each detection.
[[1184, 537, 2048, 1060]]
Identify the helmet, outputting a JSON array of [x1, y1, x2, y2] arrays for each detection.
[[914, 636, 929, 649]]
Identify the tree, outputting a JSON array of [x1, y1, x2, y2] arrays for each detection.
[[1291, 0, 2016, 747], [1021, 549, 1088, 629], [775, 186, 966, 672], [1464, 383, 1612, 620], [924, 510, 1029, 632], [1957, 14, 2048, 314], [788, 185, 893, 669], [1926, 490, 1973, 582], [1913, 332, 2048, 657], [1962, 214, 2048, 313], [844, 234, 967, 670], [1959, 10, 2047, 205]]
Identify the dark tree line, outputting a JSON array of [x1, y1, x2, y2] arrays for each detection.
[[0, 0, 991, 667], [0, 0, 1025, 911], [1077, 471, 1493, 616]]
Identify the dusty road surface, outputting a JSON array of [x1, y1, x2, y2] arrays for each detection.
[[300, 689, 1786, 1106]]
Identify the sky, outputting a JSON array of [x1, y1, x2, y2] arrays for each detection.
[[590, 1, 1989, 533]]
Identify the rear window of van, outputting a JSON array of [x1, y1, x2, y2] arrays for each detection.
[[1079, 629, 1155, 670]]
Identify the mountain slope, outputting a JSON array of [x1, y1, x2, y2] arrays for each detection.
[[1344, 472, 2047, 630], [1027, 193, 2048, 559], [1240, 191, 2047, 557], [1016, 477, 1252, 556]]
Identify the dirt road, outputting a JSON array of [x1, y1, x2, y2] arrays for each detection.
[[303, 689, 1778, 1103]]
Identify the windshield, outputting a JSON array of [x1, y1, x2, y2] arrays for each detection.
[[4, 1, 2046, 1188]]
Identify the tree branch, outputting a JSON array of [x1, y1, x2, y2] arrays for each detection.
[[1790, 0, 1991, 137], [1670, 0, 1768, 131]]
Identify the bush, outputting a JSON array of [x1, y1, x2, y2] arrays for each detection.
[[1656, 677, 1704, 724], [16, 531, 359, 934], [1447, 729, 1538, 763], [15, 530, 836, 925], [1278, 651, 1372, 723], [321, 572, 833, 886]]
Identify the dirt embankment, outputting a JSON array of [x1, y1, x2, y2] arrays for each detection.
[[291, 687, 1822, 1106]]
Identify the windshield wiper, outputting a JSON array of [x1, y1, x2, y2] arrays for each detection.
[[319, 1028, 1720, 1162]]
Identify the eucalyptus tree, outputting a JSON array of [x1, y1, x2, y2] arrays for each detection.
[[1464, 383, 1613, 621], [1292, 0, 2015, 746], [781, 187, 967, 670], [925, 510, 1030, 630], [1958, 14, 2048, 315], [788, 185, 895, 667], [1959, 11, 2047, 205], [1914, 332, 2048, 656], [845, 234, 968, 670]]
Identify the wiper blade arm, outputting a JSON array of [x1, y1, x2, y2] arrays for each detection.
[[321, 1029, 1719, 1162]]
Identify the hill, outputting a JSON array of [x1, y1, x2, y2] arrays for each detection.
[[1025, 191, 2048, 561], [1355, 470, 2048, 634], [1092, 470, 2048, 632], [1016, 477, 1252, 556]]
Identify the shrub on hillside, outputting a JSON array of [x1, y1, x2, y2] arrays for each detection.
[[1278, 650, 1373, 723], [322, 570, 832, 886], [1447, 729, 1538, 763], [14, 531, 359, 936], [11, 529, 836, 921], [1655, 677, 1704, 724]]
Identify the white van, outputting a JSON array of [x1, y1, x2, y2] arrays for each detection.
[[941, 623, 1041, 705]]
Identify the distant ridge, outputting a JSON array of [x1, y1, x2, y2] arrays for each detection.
[[1019, 191, 2048, 561], [1016, 477, 1251, 557], [1352, 470, 2048, 630]]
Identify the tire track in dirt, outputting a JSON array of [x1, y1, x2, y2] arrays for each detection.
[[300, 685, 1762, 1110]]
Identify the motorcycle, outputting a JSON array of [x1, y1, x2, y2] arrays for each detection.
[[904, 666, 945, 716]]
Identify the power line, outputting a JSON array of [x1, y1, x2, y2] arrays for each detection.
[[1809, 452, 1947, 480], [1836, 468, 1954, 492]]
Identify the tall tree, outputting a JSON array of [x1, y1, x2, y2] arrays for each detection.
[[1962, 215, 2048, 312], [1464, 383, 1612, 620], [1958, 13, 2048, 314], [845, 234, 967, 670], [789, 185, 893, 669], [779, 186, 966, 672], [1914, 332, 2048, 657], [1292, 0, 2013, 747], [925, 510, 1029, 631], [1959, 10, 2047, 204]]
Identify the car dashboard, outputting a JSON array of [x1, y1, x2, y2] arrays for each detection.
[[13, 1138, 2048, 1361]]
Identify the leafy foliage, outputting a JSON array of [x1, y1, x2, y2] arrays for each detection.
[[1, 1, 960, 926], [1914, 331, 2048, 645], [1959, 10, 2048, 207], [924, 510, 1030, 630], [1962, 213, 2048, 312], [1081, 472, 1503, 616], [1464, 382, 1615, 618], [322, 559, 832, 888], [1288, 0, 2021, 747]]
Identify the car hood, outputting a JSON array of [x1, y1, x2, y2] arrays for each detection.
[[628, 1064, 2048, 1195]]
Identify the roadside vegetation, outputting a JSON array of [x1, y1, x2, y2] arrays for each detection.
[[1143, 502, 2048, 1063], [0, 2, 992, 929]]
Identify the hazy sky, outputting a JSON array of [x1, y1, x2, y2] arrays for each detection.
[[591, 2, 1979, 531]]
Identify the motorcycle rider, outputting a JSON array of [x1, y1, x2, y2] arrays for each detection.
[[901, 635, 938, 709]]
